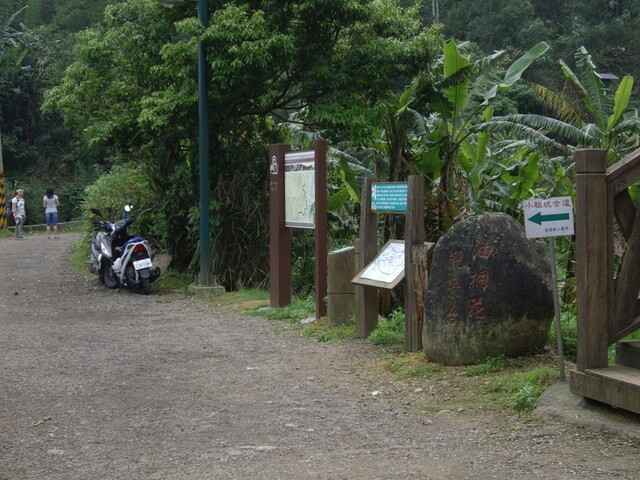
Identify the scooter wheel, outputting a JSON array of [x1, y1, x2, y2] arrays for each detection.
[[102, 267, 119, 289], [140, 277, 151, 295]]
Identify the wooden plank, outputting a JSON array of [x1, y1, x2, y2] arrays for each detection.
[[616, 341, 640, 369], [613, 189, 635, 240], [612, 189, 640, 336], [405, 176, 425, 352], [575, 149, 612, 370], [355, 177, 379, 338], [571, 369, 640, 415], [607, 147, 640, 196], [585, 365, 640, 387]]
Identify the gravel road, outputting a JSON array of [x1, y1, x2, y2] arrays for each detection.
[[1, 233, 638, 479]]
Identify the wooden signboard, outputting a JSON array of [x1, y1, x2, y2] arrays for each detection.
[[269, 140, 327, 319]]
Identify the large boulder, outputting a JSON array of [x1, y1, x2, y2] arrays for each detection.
[[423, 213, 554, 365]]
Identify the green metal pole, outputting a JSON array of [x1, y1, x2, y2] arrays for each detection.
[[197, 0, 211, 285]]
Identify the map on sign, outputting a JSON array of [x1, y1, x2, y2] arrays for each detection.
[[285, 151, 315, 229], [523, 196, 575, 239], [352, 240, 405, 289]]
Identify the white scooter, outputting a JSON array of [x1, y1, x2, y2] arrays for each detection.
[[88, 205, 160, 294]]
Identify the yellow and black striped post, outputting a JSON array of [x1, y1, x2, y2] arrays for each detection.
[[0, 126, 5, 229]]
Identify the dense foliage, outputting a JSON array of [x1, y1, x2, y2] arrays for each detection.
[[39, 0, 438, 288], [3, 0, 640, 293]]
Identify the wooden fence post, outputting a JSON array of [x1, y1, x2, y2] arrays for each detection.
[[355, 177, 378, 338], [327, 247, 355, 325], [575, 149, 611, 370], [269, 144, 292, 307], [405, 175, 425, 352], [314, 140, 328, 318]]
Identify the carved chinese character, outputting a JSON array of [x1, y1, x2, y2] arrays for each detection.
[[472, 241, 494, 261], [470, 268, 489, 290], [447, 277, 461, 296], [446, 306, 459, 326], [467, 297, 486, 319], [448, 250, 463, 269]]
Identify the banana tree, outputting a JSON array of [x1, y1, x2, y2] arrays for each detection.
[[476, 46, 640, 162], [415, 39, 550, 231]]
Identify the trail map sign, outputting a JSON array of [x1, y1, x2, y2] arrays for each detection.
[[523, 196, 574, 239], [284, 151, 315, 229], [269, 141, 327, 319], [352, 240, 405, 289]]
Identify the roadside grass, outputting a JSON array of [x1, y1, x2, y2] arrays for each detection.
[[368, 308, 405, 345], [152, 270, 193, 294], [232, 294, 357, 341], [481, 366, 558, 411], [384, 353, 443, 380], [215, 295, 562, 416], [70, 240, 88, 270], [375, 348, 560, 415]]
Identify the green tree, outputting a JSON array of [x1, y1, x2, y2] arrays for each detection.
[[441, 0, 543, 53], [1, 8, 78, 182], [45, 0, 439, 288]]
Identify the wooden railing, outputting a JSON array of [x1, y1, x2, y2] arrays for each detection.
[[575, 148, 640, 371]]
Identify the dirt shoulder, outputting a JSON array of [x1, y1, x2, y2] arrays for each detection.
[[0, 233, 638, 479]]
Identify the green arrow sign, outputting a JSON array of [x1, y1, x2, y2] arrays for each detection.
[[528, 212, 570, 225]]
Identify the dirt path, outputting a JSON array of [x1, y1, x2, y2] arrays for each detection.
[[1, 233, 638, 479]]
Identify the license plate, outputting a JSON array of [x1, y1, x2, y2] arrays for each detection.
[[133, 258, 152, 270]]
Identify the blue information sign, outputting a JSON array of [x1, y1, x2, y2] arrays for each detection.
[[371, 183, 408, 213]]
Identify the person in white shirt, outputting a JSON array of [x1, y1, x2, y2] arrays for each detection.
[[12, 189, 26, 240], [43, 188, 60, 239]]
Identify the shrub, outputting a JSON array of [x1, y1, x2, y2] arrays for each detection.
[[484, 366, 557, 412], [368, 308, 405, 345]]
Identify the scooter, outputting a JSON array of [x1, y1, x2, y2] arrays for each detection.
[[88, 205, 161, 294]]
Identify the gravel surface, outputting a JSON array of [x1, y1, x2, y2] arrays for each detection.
[[1, 233, 639, 479]]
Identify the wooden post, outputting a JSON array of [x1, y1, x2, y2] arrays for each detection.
[[327, 247, 355, 324], [269, 144, 292, 307], [356, 177, 378, 338], [412, 243, 433, 350], [405, 175, 425, 352], [575, 149, 611, 371], [314, 140, 328, 318]]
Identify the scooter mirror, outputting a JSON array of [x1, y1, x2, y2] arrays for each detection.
[[124, 204, 133, 213], [90, 208, 102, 216]]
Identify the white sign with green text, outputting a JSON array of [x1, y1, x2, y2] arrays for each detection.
[[523, 196, 574, 239]]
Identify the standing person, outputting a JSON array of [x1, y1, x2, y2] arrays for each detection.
[[12, 189, 25, 240], [43, 188, 60, 239]]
